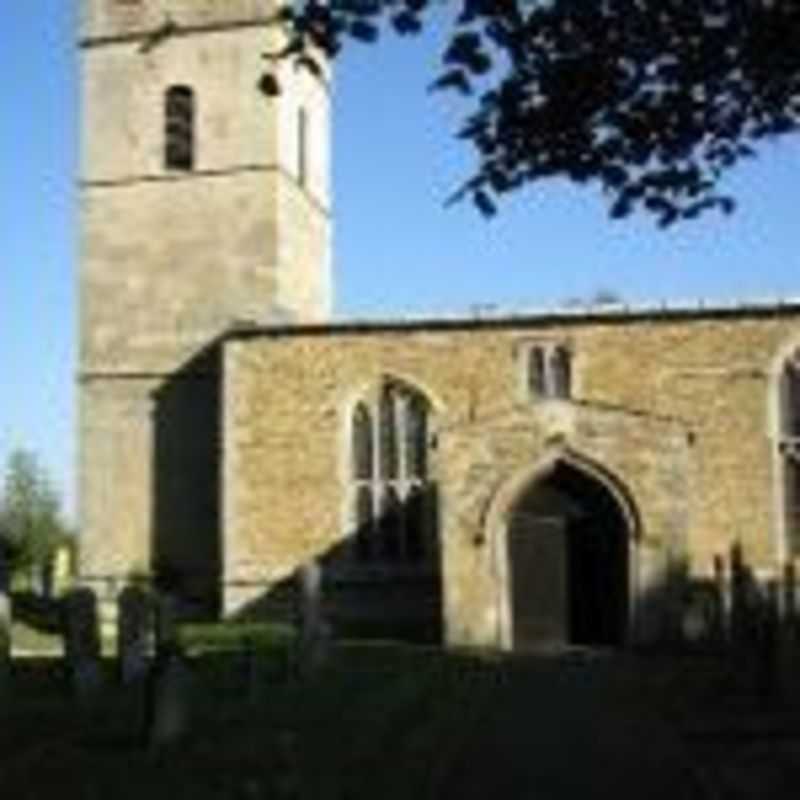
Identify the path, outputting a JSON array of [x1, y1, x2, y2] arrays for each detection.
[[440, 650, 707, 800]]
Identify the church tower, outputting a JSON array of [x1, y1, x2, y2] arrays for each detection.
[[78, 0, 331, 611]]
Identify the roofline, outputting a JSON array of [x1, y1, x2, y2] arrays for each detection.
[[224, 297, 800, 341]]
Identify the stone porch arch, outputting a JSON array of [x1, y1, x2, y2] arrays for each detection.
[[485, 448, 641, 650]]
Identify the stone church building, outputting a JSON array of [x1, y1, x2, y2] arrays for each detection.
[[79, 0, 800, 650]]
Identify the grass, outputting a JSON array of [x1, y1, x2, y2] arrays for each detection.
[[4, 624, 800, 799], [0, 628, 506, 800], [179, 620, 295, 653], [10, 621, 62, 654]]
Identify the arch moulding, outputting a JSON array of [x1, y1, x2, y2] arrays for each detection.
[[767, 334, 800, 565], [483, 446, 642, 650]]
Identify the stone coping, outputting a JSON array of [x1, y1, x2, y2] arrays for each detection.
[[225, 296, 800, 340]]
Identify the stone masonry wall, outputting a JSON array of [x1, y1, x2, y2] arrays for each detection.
[[79, 351, 221, 615], [223, 311, 800, 644], [79, 0, 331, 613], [81, 0, 278, 42]]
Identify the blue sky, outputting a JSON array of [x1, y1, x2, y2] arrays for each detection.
[[3, 2, 800, 521]]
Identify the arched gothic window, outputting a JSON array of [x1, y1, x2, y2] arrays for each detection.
[[352, 403, 373, 480], [165, 85, 194, 171], [379, 385, 399, 480], [779, 355, 800, 554], [405, 394, 428, 480], [349, 380, 438, 565]]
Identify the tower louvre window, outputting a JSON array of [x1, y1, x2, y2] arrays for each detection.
[[298, 107, 308, 187], [165, 85, 195, 171]]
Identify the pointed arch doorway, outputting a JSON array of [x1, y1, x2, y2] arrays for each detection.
[[506, 459, 631, 649]]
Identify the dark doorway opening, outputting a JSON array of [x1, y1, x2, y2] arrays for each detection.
[[507, 460, 630, 649]]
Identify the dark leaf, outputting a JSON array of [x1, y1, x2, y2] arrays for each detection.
[[392, 11, 422, 35], [465, 50, 492, 75], [610, 195, 633, 219], [283, 0, 800, 225], [473, 188, 497, 217], [349, 20, 379, 43], [444, 31, 483, 68], [601, 165, 628, 189], [429, 69, 472, 95]]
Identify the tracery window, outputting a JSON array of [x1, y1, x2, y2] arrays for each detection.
[[165, 85, 194, 171], [779, 355, 800, 554], [352, 403, 373, 480], [523, 343, 573, 400], [349, 380, 437, 565]]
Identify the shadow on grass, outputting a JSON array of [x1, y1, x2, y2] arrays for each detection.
[[1, 637, 514, 800], [6, 632, 800, 800], [11, 591, 63, 634]]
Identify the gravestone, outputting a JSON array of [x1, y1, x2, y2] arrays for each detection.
[[293, 561, 331, 679], [62, 587, 103, 698], [304, 619, 332, 677], [299, 561, 322, 633], [681, 585, 716, 645], [0, 548, 11, 691], [712, 554, 729, 641], [118, 585, 152, 684], [783, 561, 797, 637], [274, 730, 301, 800], [755, 580, 780, 705], [729, 544, 753, 645], [145, 641, 192, 750], [155, 591, 179, 652], [241, 635, 260, 704]]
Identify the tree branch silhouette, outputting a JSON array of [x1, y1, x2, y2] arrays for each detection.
[[274, 0, 800, 225]]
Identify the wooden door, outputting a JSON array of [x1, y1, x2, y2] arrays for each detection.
[[508, 513, 568, 649]]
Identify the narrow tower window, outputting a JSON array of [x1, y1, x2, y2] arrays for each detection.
[[165, 85, 195, 171], [298, 107, 308, 187]]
